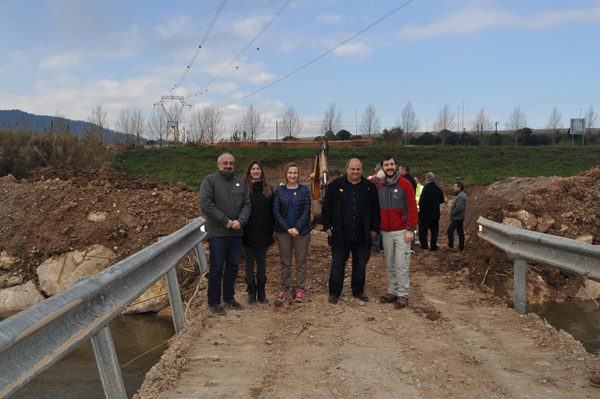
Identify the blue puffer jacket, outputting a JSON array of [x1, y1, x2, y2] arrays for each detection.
[[273, 184, 312, 236]]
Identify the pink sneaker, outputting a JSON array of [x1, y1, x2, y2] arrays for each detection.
[[295, 289, 305, 303], [276, 290, 290, 301]]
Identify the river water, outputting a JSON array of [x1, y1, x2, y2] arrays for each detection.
[[529, 299, 600, 358], [3, 313, 174, 399]]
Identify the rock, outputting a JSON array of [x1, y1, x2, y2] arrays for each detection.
[[0, 251, 19, 270], [0, 274, 8, 289], [575, 280, 600, 300], [0, 281, 45, 313], [515, 210, 537, 230], [6, 275, 24, 287], [575, 235, 594, 245], [536, 216, 555, 233], [502, 218, 522, 228], [87, 211, 108, 222], [558, 224, 568, 236], [37, 245, 116, 296], [124, 278, 169, 314]]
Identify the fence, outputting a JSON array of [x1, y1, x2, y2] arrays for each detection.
[[477, 217, 600, 314], [0, 218, 209, 399]]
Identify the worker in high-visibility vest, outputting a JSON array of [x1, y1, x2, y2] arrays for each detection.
[[414, 176, 424, 211], [414, 176, 424, 250]]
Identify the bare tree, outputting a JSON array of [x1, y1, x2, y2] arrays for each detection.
[[321, 102, 342, 136], [472, 108, 491, 145], [280, 106, 303, 138], [131, 110, 145, 147], [433, 104, 455, 133], [200, 103, 224, 142], [148, 109, 167, 147], [242, 104, 263, 141], [505, 106, 527, 145], [546, 107, 563, 146], [584, 105, 597, 145], [86, 105, 108, 143], [53, 111, 69, 134], [230, 124, 243, 141], [115, 108, 135, 146], [400, 101, 419, 145], [359, 103, 381, 138]]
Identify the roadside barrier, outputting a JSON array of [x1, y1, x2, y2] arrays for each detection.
[[0, 218, 209, 399], [477, 217, 600, 315]]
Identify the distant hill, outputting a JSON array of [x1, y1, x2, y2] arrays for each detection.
[[0, 109, 143, 144]]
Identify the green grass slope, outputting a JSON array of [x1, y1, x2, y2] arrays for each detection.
[[112, 146, 600, 189]]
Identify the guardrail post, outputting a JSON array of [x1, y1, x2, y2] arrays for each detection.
[[514, 259, 527, 315], [165, 268, 185, 334], [191, 219, 209, 273], [90, 326, 127, 399]]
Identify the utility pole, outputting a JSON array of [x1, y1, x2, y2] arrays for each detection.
[[355, 109, 357, 136], [276, 120, 278, 141]]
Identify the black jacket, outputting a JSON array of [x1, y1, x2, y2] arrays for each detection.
[[242, 182, 275, 247], [403, 173, 417, 192], [322, 175, 380, 248], [419, 181, 445, 220]]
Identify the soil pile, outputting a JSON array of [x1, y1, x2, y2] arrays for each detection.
[[0, 166, 201, 291], [451, 167, 600, 304]]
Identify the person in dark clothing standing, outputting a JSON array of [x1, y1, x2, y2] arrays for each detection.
[[322, 158, 380, 304], [447, 182, 468, 251], [241, 160, 274, 304], [418, 172, 445, 251], [200, 152, 251, 315], [399, 164, 417, 192]]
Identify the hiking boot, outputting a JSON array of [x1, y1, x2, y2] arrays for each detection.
[[257, 277, 268, 303], [246, 277, 257, 304], [223, 298, 244, 310], [295, 289, 305, 303], [394, 296, 409, 309], [379, 293, 398, 303], [208, 304, 227, 315]]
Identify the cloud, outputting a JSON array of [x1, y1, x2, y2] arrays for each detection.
[[316, 14, 343, 25], [39, 52, 83, 69], [397, 6, 600, 41], [332, 41, 372, 58]]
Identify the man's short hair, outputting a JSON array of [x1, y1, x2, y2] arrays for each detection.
[[400, 164, 410, 173], [374, 163, 381, 172], [346, 158, 363, 169], [455, 181, 464, 191], [426, 172, 435, 182], [380, 154, 395, 166]]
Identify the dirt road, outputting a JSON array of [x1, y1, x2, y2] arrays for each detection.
[[135, 231, 599, 399]]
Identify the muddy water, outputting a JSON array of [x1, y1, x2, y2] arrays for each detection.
[[529, 299, 600, 358], [4, 313, 174, 399]]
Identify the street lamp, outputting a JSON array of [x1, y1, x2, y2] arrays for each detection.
[[495, 121, 498, 134], [580, 108, 582, 118], [426, 119, 428, 133]]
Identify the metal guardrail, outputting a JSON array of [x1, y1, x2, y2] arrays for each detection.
[[477, 216, 600, 314], [0, 218, 209, 399]]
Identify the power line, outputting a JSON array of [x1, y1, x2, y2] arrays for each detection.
[[215, 0, 415, 108], [171, 0, 227, 94], [187, 0, 294, 99]]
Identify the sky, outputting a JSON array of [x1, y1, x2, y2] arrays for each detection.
[[1, 0, 599, 139]]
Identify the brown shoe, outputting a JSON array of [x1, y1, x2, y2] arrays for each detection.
[[353, 292, 369, 301], [394, 296, 409, 309], [591, 375, 600, 388], [379, 293, 398, 303]]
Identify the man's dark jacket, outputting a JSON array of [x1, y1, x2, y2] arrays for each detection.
[[419, 181, 445, 220], [322, 175, 380, 248]]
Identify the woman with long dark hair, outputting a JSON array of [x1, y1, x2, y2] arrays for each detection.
[[241, 160, 274, 303]]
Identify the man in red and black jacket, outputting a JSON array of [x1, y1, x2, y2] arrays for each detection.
[[376, 155, 418, 309]]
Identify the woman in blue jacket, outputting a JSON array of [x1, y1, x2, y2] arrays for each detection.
[[272, 162, 312, 304]]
